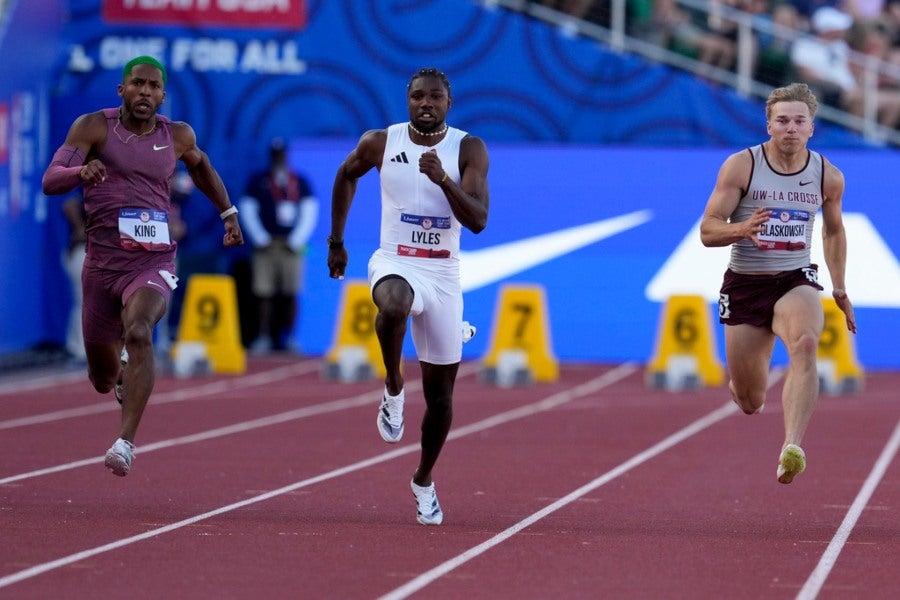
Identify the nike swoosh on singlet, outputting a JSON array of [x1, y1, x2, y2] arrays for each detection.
[[153, 144, 169, 151], [147, 280, 166, 290], [799, 180, 813, 186]]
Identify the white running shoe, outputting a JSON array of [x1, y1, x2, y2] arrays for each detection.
[[377, 388, 405, 443], [462, 321, 477, 343], [104, 438, 135, 477], [411, 479, 443, 525], [776, 444, 806, 484]]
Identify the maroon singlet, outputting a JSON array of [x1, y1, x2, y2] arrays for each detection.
[[83, 108, 177, 271]]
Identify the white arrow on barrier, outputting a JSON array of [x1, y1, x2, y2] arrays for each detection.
[[645, 213, 900, 308]]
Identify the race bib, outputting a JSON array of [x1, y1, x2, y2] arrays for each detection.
[[397, 212, 452, 259], [758, 208, 809, 251], [119, 208, 171, 251]]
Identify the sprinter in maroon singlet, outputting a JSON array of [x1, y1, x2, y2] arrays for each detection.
[[700, 83, 855, 485], [42, 56, 244, 477]]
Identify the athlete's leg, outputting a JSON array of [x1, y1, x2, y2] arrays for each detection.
[[372, 277, 414, 395], [82, 268, 125, 395], [772, 285, 824, 449], [85, 340, 124, 393], [725, 323, 776, 414], [414, 361, 458, 487], [118, 287, 166, 442]]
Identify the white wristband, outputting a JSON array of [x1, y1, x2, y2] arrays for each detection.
[[220, 205, 238, 220]]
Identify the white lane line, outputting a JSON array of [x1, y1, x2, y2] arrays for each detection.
[[0, 361, 450, 484], [0, 363, 638, 589], [0, 361, 323, 430], [379, 402, 740, 600], [378, 367, 786, 600], [0, 371, 84, 395], [0, 391, 388, 484], [796, 418, 900, 600]]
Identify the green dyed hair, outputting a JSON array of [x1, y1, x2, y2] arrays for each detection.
[[122, 55, 167, 84]]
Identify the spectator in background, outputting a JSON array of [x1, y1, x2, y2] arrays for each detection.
[[792, 7, 900, 128], [654, 0, 738, 72], [61, 192, 87, 364], [884, 0, 900, 68], [787, 0, 841, 25], [791, 7, 859, 107], [751, 0, 802, 87], [852, 19, 900, 89], [239, 139, 319, 354], [538, 1, 603, 35], [886, 0, 900, 43], [842, 0, 887, 23]]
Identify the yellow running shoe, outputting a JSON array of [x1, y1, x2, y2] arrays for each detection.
[[777, 444, 806, 484]]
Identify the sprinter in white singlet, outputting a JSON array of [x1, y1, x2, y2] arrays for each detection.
[[701, 83, 856, 485], [328, 68, 490, 524]]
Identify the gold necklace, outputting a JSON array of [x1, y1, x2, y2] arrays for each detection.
[[114, 109, 157, 144], [408, 122, 447, 137]]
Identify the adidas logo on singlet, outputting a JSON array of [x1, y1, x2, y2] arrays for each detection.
[[390, 152, 409, 164]]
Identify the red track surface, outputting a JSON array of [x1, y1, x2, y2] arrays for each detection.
[[1, 357, 898, 599]]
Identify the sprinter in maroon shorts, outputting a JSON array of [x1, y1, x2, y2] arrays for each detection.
[[42, 55, 244, 476], [700, 83, 856, 485]]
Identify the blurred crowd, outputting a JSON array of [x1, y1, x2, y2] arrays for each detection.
[[538, 0, 900, 129]]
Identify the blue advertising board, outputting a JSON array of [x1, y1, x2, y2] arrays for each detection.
[[1, 0, 897, 370], [289, 140, 900, 370]]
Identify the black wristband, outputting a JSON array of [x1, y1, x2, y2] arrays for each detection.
[[327, 235, 344, 250]]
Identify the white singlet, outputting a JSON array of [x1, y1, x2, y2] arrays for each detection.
[[729, 144, 824, 273], [368, 123, 468, 365]]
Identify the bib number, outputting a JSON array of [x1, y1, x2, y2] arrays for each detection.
[[119, 208, 171, 251], [758, 208, 809, 251], [396, 212, 452, 259]]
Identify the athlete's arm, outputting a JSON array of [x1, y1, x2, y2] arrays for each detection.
[[173, 121, 243, 247], [328, 129, 385, 279], [439, 135, 489, 234], [173, 121, 229, 213], [820, 159, 855, 333], [331, 129, 384, 225], [42, 111, 106, 194], [700, 150, 770, 248]]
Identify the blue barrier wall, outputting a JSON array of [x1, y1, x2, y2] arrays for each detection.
[[1, 0, 897, 369], [0, 0, 65, 352], [290, 140, 900, 370]]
